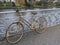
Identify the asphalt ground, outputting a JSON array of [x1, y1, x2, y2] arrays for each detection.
[[0, 24, 60, 45]]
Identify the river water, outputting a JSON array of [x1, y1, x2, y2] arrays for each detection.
[[0, 8, 60, 37]]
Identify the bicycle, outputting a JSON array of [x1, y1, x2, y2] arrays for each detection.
[[5, 10, 48, 44]]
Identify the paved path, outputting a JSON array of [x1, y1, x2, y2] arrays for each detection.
[[0, 24, 60, 45]]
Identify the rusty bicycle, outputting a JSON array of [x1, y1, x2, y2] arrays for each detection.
[[6, 10, 48, 44]]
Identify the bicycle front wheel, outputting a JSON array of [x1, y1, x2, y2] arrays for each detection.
[[35, 16, 48, 34], [6, 22, 24, 44]]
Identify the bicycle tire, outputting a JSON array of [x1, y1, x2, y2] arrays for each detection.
[[6, 22, 24, 44], [35, 16, 48, 34]]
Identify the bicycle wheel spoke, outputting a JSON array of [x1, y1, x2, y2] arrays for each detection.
[[6, 22, 24, 43], [35, 16, 47, 33], [7, 32, 22, 38]]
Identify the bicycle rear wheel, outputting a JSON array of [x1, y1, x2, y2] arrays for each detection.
[[6, 22, 24, 44], [35, 16, 48, 33]]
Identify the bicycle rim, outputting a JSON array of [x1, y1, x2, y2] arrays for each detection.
[[35, 17, 47, 33], [6, 22, 24, 44]]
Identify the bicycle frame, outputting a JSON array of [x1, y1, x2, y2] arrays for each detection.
[[17, 12, 37, 30], [3, 8, 48, 44], [19, 16, 31, 26]]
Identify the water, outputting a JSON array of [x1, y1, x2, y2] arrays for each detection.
[[0, 8, 60, 37]]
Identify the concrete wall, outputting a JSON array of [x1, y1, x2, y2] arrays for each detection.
[[19, 8, 60, 32], [0, 8, 60, 38]]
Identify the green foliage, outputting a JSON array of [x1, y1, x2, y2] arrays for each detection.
[[47, 2, 54, 7], [0, 1, 25, 8], [0, 1, 60, 9], [54, 2, 60, 7], [33, 1, 48, 8], [15, 4, 20, 7], [33, 1, 60, 8]]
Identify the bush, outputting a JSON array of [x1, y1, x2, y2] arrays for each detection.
[[54, 2, 60, 7], [48, 2, 54, 7], [33, 1, 42, 6], [33, 1, 48, 8]]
